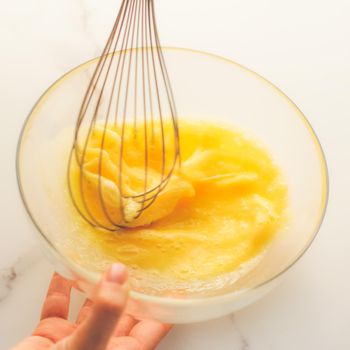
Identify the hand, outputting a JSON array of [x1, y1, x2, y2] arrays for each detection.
[[12, 264, 171, 350]]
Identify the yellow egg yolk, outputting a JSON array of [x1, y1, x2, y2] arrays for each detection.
[[67, 120, 287, 288]]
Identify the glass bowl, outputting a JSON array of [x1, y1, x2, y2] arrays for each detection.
[[17, 48, 328, 323]]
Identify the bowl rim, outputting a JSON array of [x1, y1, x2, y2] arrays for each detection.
[[16, 47, 329, 305]]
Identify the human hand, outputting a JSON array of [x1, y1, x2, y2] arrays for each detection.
[[12, 263, 171, 350]]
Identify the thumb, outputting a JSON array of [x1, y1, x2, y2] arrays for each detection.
[[55, 263, 129, 350]]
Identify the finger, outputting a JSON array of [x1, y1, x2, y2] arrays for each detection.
[[129, 319, 172, 350], [106, 336, 141, 350], [114, 314, 138, 337], [10, 336, 53, 350], [76, 299, 94, 325], [66, 263, 129, 350], [33, 317, 76, 344], [41, 273, 73, 320]]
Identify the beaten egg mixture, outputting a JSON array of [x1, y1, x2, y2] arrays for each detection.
[[67, 120, 287, 289]]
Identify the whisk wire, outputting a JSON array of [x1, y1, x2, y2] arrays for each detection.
[[68, 0, 180, 230]]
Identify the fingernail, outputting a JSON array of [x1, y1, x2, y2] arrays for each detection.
[[107, 263, 127, 284]]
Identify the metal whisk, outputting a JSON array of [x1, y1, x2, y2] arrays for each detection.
[[68, 0, 180, 230]]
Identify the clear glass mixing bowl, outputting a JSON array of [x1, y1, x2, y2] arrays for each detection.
[[17, 48, 328, 323]]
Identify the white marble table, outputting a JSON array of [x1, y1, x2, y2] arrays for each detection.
[[1, 0, 350, 349]]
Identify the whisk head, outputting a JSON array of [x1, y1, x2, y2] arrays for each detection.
[[68, 0, 180, 230]]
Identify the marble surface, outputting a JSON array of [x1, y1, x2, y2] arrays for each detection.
[[1, 0, 350, 349]]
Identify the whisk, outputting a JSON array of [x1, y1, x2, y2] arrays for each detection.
[[68, 0, 180, 230]]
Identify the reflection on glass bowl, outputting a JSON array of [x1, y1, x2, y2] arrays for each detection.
[[17, 48, 328, 323]]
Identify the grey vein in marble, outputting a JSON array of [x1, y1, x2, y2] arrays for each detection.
[[0, 267, 16, 301], [0, 247, 42, 303], [229, 314, 250, 350], [76, 0, 101, 55]]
